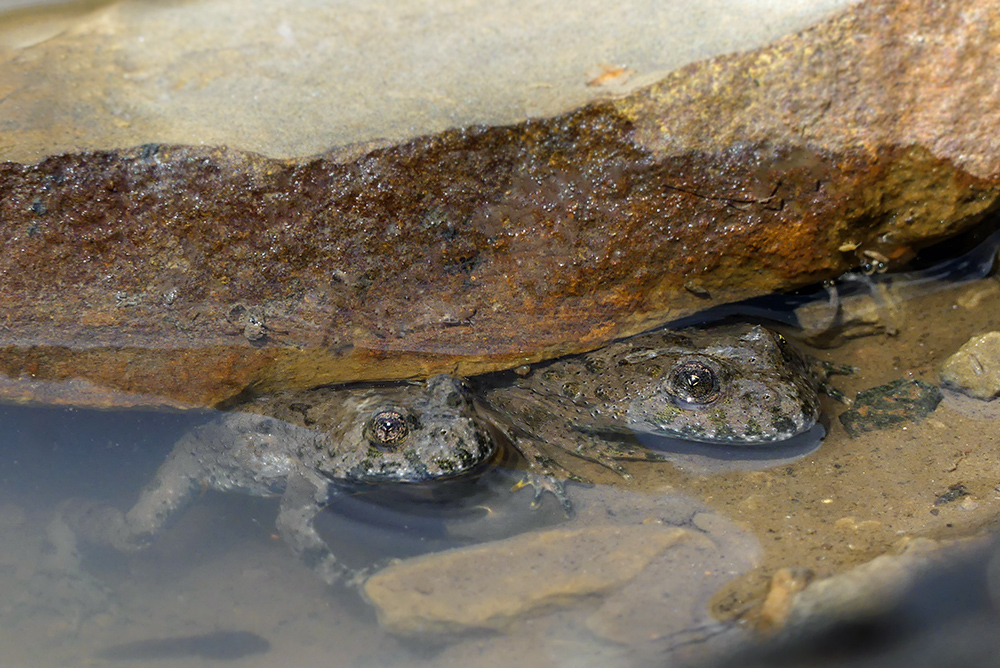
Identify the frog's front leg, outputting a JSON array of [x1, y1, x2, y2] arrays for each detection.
[[62, 442, 204, 552], [475, 401, 578, 512], [276, 470, 363, 588], [483, 391, 633, 479]]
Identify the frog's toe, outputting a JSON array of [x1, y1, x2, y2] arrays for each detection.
[[595, 454, 632, 480], [818, 362, 856, 405], [822, 361, 858, 376], [569, 441, 633, 480], [512, 473, 573, 515], [825, 386, 852, 406]]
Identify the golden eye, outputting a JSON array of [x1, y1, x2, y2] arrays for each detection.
[[669, 360, 721, 406], [367, 410, 409, 447]]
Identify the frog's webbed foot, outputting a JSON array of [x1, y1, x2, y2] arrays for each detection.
[[559, 434, 634, 480], [817, 361, 857, 405], [59, 440, 206, 554], [277, 471, 364, 588], [505, 431, 594, 513], [511, 469, 574, 515]]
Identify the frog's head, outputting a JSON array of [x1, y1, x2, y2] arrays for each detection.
[[312, 375, 496, 484], [625, 324, 822, 444]]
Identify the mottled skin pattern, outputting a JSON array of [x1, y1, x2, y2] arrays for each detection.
[[479, 324, 835, 495], [65, 375, 494, 587]]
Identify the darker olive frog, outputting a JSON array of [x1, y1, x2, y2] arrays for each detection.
[[64, 375, 495, 587], [478, 324, 845, 491]]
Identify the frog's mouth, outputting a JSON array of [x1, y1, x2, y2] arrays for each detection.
[[328, 446, 505, 507], [331, 430, 499, 486], [645, 402, 817, 445]]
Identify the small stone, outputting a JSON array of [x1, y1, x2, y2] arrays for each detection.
[[934, 483, 970, 506], [757, 567, 814, 632], [838, 379, 942, 437], [940, 332, 1000, 400], [363, 525, 699, 636], [834, 517, 883, 532], [956, 283, 1000, 310], [960, 497, 980, 511]]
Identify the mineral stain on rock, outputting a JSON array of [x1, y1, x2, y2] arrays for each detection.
[[1, 0, 999, 407]]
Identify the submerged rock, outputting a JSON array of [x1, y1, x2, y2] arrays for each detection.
[[362, 485, 762, 650], [940, 332, 1000, 400], [838, 380, 943, 437], [1, 0, 1000, 405], [363, 525, 703, 635]]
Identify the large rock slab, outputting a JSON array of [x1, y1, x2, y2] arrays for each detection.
[[362, 485, 762, 644], [0, 0, 855, 163], [1, 0, 999, 405], [363, 525, 703, 635]]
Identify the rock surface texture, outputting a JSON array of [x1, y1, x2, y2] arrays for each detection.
[[1, 0, 999, 405], [941, 331, 1000, 400]]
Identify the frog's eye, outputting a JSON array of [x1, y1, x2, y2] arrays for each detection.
[[668, 360, 721, 406], [367, 410, 409, 447]]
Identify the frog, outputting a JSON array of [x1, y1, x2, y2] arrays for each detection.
[[476, 323, 848, 496], [61, 374, 496, 587]]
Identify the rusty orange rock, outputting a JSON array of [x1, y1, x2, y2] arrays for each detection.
[[0, 0, 998, 406]]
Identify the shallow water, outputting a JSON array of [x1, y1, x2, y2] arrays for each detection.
[[0, 404, 762, 667], [634, 423, 827, 476]]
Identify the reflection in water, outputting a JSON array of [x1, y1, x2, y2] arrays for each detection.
[[633, 423, 826, 475]]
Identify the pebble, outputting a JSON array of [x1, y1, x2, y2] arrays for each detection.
[[940, 331, 1000, 400], [838, 379, 942, 437], [756, 567, 814, 632]]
